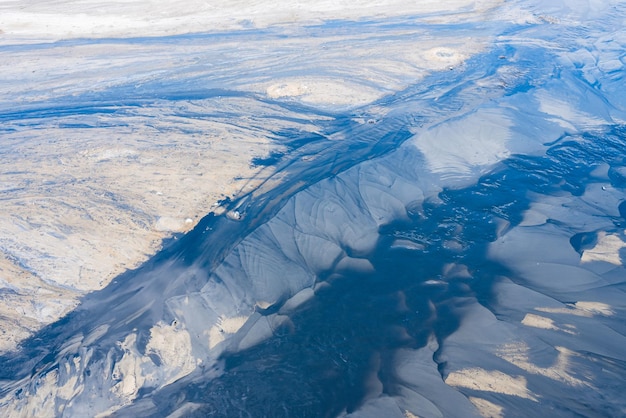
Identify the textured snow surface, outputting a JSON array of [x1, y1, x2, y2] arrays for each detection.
[[1, 0, 626, 417]]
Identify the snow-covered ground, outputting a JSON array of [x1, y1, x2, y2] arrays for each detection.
[[1, 0, 626, 416], [0, 0, 503, 352], [0, 0, 502, 42]]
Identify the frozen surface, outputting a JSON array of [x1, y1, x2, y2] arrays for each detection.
[[1, 0, 626, 416], [0, 0, 501, 42], [0, 0, 500, 352]]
